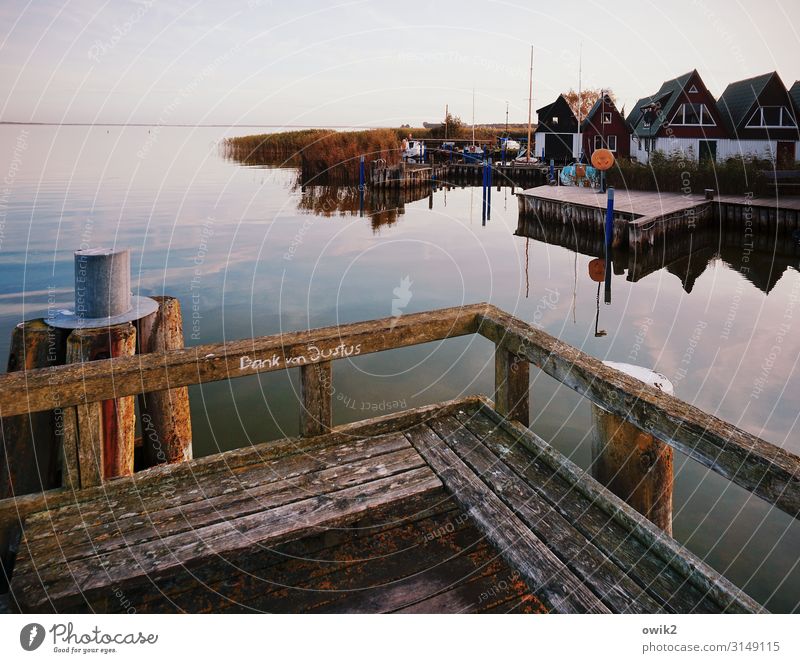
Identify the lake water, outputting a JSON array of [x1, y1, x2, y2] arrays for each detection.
[[1, 125, 798, 612]]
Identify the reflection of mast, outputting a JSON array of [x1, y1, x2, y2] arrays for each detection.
[[525, 238, 530, 298], [594, 281, 607, 337], [572, 250, 577, 323]]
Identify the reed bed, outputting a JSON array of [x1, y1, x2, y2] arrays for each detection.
[[607, 152, 773, 196]]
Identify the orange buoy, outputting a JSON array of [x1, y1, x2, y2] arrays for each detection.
[[591, 148, 615, 171], [588, 258, 605, 282]]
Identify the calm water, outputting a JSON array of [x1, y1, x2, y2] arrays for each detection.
[[1, 125, 798, 612]]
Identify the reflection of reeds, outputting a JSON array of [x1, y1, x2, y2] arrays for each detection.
[[607, 154, 772, 195]]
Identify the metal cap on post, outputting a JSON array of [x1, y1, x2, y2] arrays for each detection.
[[48, 248, 158, 329]]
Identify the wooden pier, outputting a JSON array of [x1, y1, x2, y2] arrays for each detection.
[[2, 303, 798, 613], [370, 160, 546, 191], [517, 185, 800, 251]]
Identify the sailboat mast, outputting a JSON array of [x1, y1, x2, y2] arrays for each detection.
[[577, 42, 582, 161], [526, 45, 533, 161], [472, 88, 476, 145]]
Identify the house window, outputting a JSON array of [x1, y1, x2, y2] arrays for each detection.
[[688, 85, 698, 93], [552, 117, 559, 125], [746, 106, 797, 128], [643, 138, 655, 153], [595, 135, 618, 152], [602, 112, 612, 124], [670, 103, 716, 126]]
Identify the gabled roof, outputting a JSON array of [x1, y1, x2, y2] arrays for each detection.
[[717, 72, 776, 131], [535, 94, 575, 120], [626, 70, 696, 137], [581, 93, 624, 130], [790, 81, 800, 111]]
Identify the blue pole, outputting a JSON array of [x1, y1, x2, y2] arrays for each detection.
[[501, 141, 506, 165], [549, 159, 555, 182], [359, 155, 365, 190], [481, 160, 487, 224], [487, 158, 492, 220], [604, 187, 614, 304]]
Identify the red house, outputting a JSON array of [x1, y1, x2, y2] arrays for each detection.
[[581, 93, 630, 159], [627, 70, 727, 163]]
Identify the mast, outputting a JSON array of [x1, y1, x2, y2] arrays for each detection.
[[577, 42, 583, 161], [472, 88, 476, 145], [445, 103, 448, 140], [526, 45, 533, 161]]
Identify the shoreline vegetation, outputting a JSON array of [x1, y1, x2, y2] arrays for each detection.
[[225, 126, 780, 195]]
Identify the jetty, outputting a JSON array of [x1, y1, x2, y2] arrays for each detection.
[[517, 184, 800, 251], [3, 283, 799, 611]]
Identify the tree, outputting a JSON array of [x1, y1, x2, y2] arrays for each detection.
[[562, 88, 617, 121], [429, 111, 465, 139]]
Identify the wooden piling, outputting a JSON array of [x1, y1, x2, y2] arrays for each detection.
[[1, 319, 67, 592], [64, 324, 137, 486], [590, 363, 673, 534], [136, 296, 193, 467], [300, 361, 332, 436]]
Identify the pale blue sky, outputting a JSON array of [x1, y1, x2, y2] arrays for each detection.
[[1, 0, 798, 126]]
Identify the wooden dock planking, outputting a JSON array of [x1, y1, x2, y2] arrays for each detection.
[[9, 397, 765, 613]]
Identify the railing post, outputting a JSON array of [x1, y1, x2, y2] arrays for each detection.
[[590, 362, 674, 534], [493, 345, 529, 426], [300, 361, 332, 437]]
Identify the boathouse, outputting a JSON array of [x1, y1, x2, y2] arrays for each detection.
[[716, 71, 799, 166], [627, 70, 727, 163], [580, 92, 630, 160], [534, 94, 579, 163]]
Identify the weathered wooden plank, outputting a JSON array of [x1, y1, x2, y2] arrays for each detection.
[[14, 466, 441, 611], [429, 415, 663, 613], [454, 406, 722, 613], [493, 345, 529, 426], [104, 488, 460, 613], [300, 361, 332, 436], [21, 438, 419, 565], [74, 402, 103, 488], [478, 305, 800, 519], [0, 304, 484, 418], [470, 398, 765, 614], [405, 424, 610, 614], [0, 396, 483, 532]]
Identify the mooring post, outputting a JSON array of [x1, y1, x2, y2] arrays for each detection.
[[65, 324, 137, 485], [604, 187, 614, 305], [590, 362, 674, 534], [1, 319, 68, 592], [136, 296, 193, 467], [300, 361, 332, 436], [493, 346, 529, 426], [487, 158, 492, 220], [49, 248, 158, 486]]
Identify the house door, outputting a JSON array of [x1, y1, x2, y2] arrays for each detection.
[[777, 141, 794, 168], [545, 134, 573, 163], [698, 140, 717, 163]]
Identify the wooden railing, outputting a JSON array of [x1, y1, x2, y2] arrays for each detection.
[[1, 303, 798, 523]]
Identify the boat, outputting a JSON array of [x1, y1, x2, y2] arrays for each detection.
[[401, 138, 425, 161]]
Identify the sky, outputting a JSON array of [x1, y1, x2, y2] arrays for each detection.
[[1, 0, 799, 126]]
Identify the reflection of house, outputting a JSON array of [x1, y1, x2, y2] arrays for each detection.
[[581, 93, 630, 160], [534, 95, 579, 163], [717, 72, 799, 165], [627, 70, 727, 164]]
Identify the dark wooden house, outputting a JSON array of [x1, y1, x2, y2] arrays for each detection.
[[581, 93, 630, 159], [534, 94, 579, 163], [627, 70, 727, 163]]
